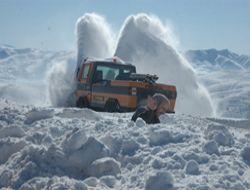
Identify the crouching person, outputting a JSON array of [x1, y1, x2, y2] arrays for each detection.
[[131, 93, 170, 124]]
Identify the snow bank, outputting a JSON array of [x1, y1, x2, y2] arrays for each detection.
[[1, 100, 250, 189], [115, 14, 214, 116]]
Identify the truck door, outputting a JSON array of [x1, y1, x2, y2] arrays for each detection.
[[91, 64, 119, 108], [76, 63, 92, 104]]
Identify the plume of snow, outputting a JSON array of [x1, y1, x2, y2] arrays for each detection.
[[76, 13, 114, 67], [47, 58, 76, 107], [47, 13, 115, 107], [115, 14, 214, 116]]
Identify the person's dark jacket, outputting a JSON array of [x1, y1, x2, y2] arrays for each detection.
[[131, 107, 160, 124]]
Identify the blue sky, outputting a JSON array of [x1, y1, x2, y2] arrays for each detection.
[[0, 0, 249, 54]]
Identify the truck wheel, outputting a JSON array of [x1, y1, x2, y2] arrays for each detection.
[[76, 96, 88, 108], [105, 99, 120, 112]]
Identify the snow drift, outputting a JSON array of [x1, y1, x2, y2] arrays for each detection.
[[0, 99, 250, 189], [115, 14, 214, 116]]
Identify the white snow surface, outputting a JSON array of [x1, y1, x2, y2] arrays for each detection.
[[190, 65, 250, 119], [184, 48, 250, 119], [0, 99, 250, 190]]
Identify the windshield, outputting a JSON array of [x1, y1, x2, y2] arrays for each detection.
[[94, 62, 136, 81]]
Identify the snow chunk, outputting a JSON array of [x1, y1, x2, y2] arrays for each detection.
[[121, 139, 140, 156], [57, 108, 101, 120], [67, 137, 109, 171], [185, 160, 200, 175], [19, 176, 88, 190], [86, 157, 121, 178], [183, 152, 210, 164], [203, 140, 220, 155], [149, 129, 188, 146], [0, 125, 25, 138], [25, 131, 53, 145], [241, 146, 250, 166], [61, 128, 88, 152], [0, 138, 27, 164], [214, 131, 234, 147], [83, 177, 98, 187], [100, 135, 122, 157], [149, 130, 172, 146], [24, 109, 54, 124], [229, 182, 246, 190], [145, 171, 174, 190], [195, 185, 211, 190], [171, 154, 186, 169], [0, 170, 13, 187], [100, 176, 117, 188], [206, 124, 234, 146], [152, 158, 165, 169], [135, 118, 146, 127], [209, 164, 218, 171]]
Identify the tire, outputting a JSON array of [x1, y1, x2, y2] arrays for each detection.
[[76, 96, 88, 108], [104, 99, 120, 112]]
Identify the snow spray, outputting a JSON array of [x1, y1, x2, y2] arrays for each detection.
[[115, 14, 215, 116]]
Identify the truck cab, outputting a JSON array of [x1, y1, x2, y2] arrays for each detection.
[[75, 58, 177, 112]]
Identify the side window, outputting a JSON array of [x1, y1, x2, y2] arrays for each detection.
[[104, 68, 119, 80], [82, 64, 90, 80], [95, 65, 119, 81]]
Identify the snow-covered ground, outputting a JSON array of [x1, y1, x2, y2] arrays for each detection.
[[185, 49, 250, 119], [0, 99, 250, 190], [1, 13, 250, 190], [196, 70, 250, 119], [0, 45, 76, 107]]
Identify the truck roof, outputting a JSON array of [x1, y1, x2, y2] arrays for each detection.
[[83, 57, 133, 66]]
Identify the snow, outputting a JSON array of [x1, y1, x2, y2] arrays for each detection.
[[0, 46, 75, 106], [145, 171, 174, 190], [185, 160, 200, 175], [185, 49, 250, 71], [76, 13, 114, 67], [202, 141, 220, 156], [115, 14, 214, 116], [1, 99, 250, 189], [241, 147, 250, 166], [1, 12, 250, 190], [185, 49, 250, 119]]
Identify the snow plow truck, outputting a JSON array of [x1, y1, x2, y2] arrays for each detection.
[[74, 57, 177, 113]]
